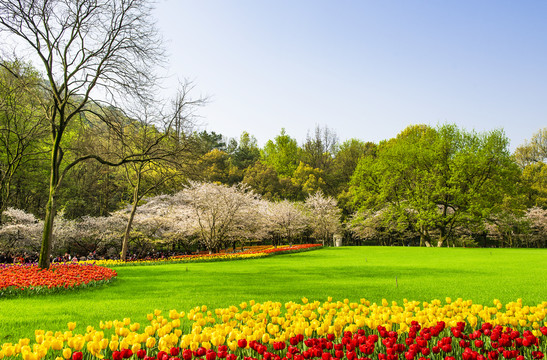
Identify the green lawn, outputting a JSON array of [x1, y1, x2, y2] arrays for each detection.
[[1, 246, 546, 343]]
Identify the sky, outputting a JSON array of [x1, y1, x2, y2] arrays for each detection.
[[151, 0, 547, 150]]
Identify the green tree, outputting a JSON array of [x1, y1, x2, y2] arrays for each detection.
[[514, 128, 547, 208], [332, 139, 377, 194], [198, 149, 240, 184], [291, 162, 326, 198], [350, 124, 520, 247], [231, 132, 261, 169], [261, 128, 300, 177], [193, 130, 227, 155], [242, 162, 283, 200], [0, 60, 48, 221]]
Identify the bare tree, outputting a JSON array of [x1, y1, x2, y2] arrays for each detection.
[[514, 128, 547, 168], [301, 125, 338, 170], [116, 85, 203, 261], [0, 0, 167, 267]]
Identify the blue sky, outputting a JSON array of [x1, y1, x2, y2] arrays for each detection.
[[154, 1, 546, 150]]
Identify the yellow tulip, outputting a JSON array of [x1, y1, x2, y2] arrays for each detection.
[[99, 339, 108, 350], [62, 348, 71, 360], [3, 346, 14, 357], [21, 350, 37, 360], [67, 323, 76, 331], [145, 337, 156, 349], [109, 340, 118, 352]]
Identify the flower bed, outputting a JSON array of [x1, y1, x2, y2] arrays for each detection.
[[0, 263, 117, 297], [87, 244, 322, 267], [1, 298, 546, 360]]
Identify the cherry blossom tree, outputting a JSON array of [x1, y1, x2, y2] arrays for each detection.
[[181, 182, 263, 253], [265, 200, 308, 246], [0, 208, 42, 259], [304, 192, 342, 246], [525, 207, 547, 248]]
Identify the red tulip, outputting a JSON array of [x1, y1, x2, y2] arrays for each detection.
[[404, 351, 415, 360], [182, 350, 192, 360], [196, 348, 206, 357]]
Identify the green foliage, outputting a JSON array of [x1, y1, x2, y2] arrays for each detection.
[[331, 139, 377, 194], [520, 162, 547, 208], [198, 149, 241, 185], [291, 162, 326, 197], [350, 124, 521, 246], [513, 128, 547, 208], [193, 130, 227, 154], [242, 162, 283, 200], [0, 60, 49, 218], [231, 132, 261, 169], [261, 128, 300, 177]]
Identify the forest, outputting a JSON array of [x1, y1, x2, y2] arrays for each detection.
[[0, 59, 546, 262]]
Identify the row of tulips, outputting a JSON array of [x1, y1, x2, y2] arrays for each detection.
[[0, 264, 117, 297], [84, 244, 323, 267], [1, 298, 545, 360]]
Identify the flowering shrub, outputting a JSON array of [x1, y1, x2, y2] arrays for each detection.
[[85, 244, 322, 267], [0, 263, 117, 297], [1, 298, 546, 360]]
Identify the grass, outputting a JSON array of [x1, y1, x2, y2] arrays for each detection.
[[1, 246, 546, 343]]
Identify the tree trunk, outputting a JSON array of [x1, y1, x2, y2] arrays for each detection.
[[120, 198, 138, 261], [437, 226, 448, 247], [38, 136, 62, 269], [121, 170, 142, 261], [38, 194, 55, 268]]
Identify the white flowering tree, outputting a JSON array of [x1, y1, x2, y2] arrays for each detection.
[[129, 194, 196, 255], [181, 182, 262, 253], [0, 208, 42, 259], [70, 215, 125, 256], [265, 200, 308, 246], [525, 207, 547, 247], [304, 192, 342, 246], [159, 195, 196, 253]]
